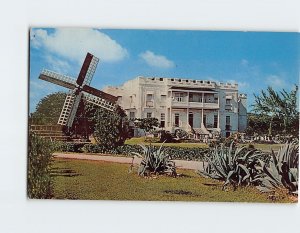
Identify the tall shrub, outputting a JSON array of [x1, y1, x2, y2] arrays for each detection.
[[27, 133, 54, 199], [93, 106, 130, 149]]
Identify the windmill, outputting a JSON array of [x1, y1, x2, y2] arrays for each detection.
[[38, 52, 118, 131]]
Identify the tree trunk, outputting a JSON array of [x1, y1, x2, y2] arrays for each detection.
[[268, 116, 273, 136]]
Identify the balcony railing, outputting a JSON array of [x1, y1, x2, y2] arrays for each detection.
[[146, 101, 154, 107], [171, 100, 219, 109]]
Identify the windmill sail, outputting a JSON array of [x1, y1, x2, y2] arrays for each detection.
[[77, 53, 99, 86], [58, 92, 83, 127], [66, 92, 83, 128], [82, 85, 118, 103], [39, 69, 77, 90], [58, 93, 75, 126], [83, 92, 116, 112], [83, 55, 99, 86]]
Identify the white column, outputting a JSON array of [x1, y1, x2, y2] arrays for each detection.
[[217, 110, 220, 129], [170, 106, 172, 127], [170, 90, 172, 127], [187, 91, 190, 129]]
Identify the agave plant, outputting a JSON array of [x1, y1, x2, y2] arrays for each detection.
[[198, 142, 262, 189], [254, 143, 298, 194], [130, 143, 176, 177]]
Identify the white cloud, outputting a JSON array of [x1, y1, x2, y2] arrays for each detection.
[[45, 55, 72, 73], [30, 28, 128, 63], [139, 50, 175, 68], [265, 75, 287, 88], [241, 59, 249, 66]]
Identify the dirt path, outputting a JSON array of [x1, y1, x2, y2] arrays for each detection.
[[53, 152, 205, 171]]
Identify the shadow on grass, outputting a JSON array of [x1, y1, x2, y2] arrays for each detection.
[[203, 183, 221, 187], [51, 167, 81, 177], [164, 190, 202, 198]]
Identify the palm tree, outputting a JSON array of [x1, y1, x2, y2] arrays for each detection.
[[252, 87, 278, 135], [252, 85, 298, 136], [276, 85, 299, 134]]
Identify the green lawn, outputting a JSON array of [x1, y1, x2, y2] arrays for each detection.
[[242, 143, 284, 151], [125, 137, 208, 148], [51, 158, 292, 202]]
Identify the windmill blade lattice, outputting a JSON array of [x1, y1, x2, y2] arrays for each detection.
[[83, 92, 116, 112], [38, 52, 117, 129], [57, 93, 75, 126], [39, 69, 77, 90], [82, 85, 118, 103], [82, 56, 99, 86]]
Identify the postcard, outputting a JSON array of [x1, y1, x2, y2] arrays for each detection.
[[28, 28, 299, 203]]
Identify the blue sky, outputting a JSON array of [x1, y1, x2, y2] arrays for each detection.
[[30, 28, 299, 113]]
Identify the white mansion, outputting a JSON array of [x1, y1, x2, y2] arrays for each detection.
[[103, 76, 247, 138]]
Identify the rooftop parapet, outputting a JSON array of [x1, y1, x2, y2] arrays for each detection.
[[137, 76, 238, 90]]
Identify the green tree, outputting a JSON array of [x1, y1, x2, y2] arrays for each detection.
[[30, 92, 96, 138], [252, 85, 298, 136], [276, 85, 299, 134], [30, 92, 67, 125], [93, 106, 130, 148], [135, 117, 160, 135], [245, 113, 282, 136]]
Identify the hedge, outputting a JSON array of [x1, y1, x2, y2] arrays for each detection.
[[53, 143, 208, 161], [52, 142, 208, 161], [28, 133, 54, 199]]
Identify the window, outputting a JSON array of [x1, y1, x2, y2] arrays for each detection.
[[226, 116, 231, 130], [159, 78, 163, 81], [161, 95, 167, 101], [146, 94, 154, 107], [174, 93, 184, 102], [214, 114, 218, 128], [146, 94, 153, 101], [147, 112, 152, 118], [226, 99, 231, 105], [160, 113, 165, 128], [226, 116, 230, 124], [174, 113, 180, 127], [188, 112, 193, 128], [129, 112, 135, 120], [203, 114, 206, 127]]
